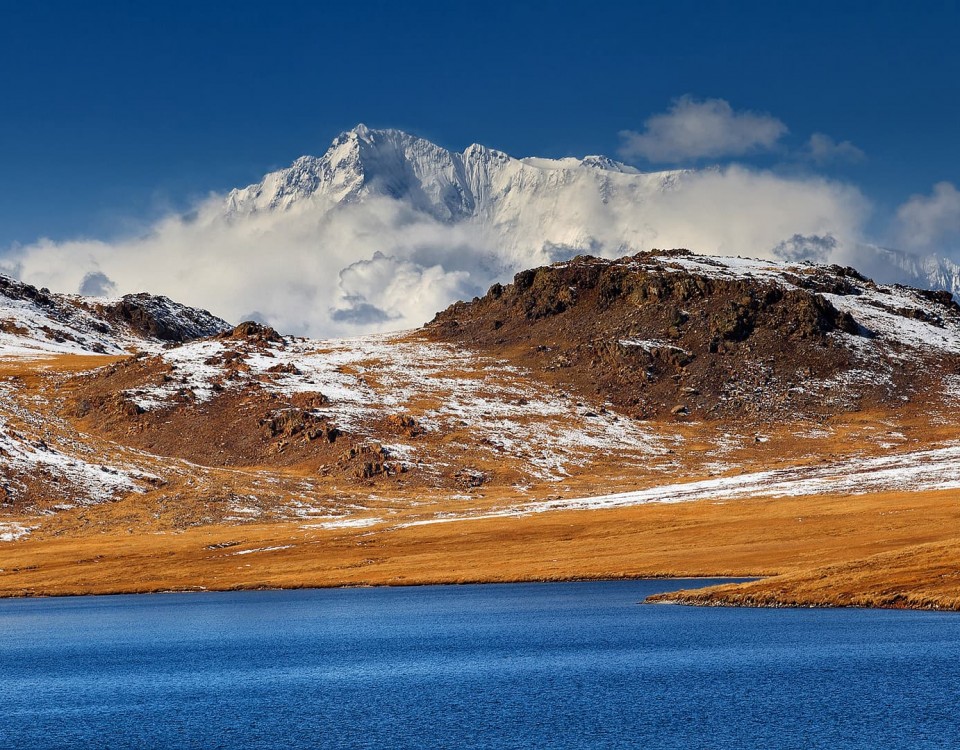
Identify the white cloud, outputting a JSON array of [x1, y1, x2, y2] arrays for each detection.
[[635, 166, 868, 255], [895, 181, 960, 252], [4, 196, 495, 338], [619, 96, 787, 162], [0, 164, 879, 338], [806, 133, 865, 165]]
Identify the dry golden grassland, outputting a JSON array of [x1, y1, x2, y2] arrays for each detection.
[[2, 353, 960, 609], [3, 486, 959, 608]]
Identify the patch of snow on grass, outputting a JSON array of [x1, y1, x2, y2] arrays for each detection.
[[525, 445, 960, 512], [306, 517, 383, 529], [400, 444, 960, 526], [0, 522, 32, 542], [619, 339, 692, 356], [232, 545, 295, 555]]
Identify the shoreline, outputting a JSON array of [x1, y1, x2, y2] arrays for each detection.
[[3, 575, 957, 612], [0, 572, 761, 601]]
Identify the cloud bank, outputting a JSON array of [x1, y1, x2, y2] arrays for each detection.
[[0, 164, 888, 338], [0, 109, 955, 339]]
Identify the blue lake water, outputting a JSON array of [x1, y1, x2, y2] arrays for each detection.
[[1, 580, 959, 749]]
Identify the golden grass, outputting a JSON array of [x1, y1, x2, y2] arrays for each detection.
[[649, 540, 960, 610], [3, 487, 959, 603], [0, 353, 124, 380]]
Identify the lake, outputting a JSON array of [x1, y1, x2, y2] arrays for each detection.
[[1, 580, 958, 749]]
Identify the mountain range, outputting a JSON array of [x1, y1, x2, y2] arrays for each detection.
[[221, 124, 960, 302], [2, 126, 960, 610], [224, 124, 688, 269]]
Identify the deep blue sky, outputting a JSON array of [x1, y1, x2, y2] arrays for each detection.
[[0, 0, 957, 247]]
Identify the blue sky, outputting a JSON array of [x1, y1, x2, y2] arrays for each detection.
[[0, 0, 957, 248]]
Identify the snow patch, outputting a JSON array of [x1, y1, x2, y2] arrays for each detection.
[[232, 545, 294, 555], [0, 522, 32, 542], [306, 517, 383, 530]]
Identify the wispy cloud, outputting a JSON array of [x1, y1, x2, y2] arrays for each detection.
[[805, 133, 865, 165], [618, 96, 787, 162]]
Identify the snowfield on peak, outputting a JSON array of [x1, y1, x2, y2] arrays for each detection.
[[222, 125, 690, 272]]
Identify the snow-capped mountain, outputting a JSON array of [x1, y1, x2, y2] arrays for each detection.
[[222, 124, 960, 298], [880, 247, 960, 295], [223, 124, 689, 270], [8, 125, 958, 339]]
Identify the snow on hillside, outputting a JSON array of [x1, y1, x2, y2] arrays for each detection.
[[122, 331, 670, 480], [0, 416, 148, 506], [391, 443, 960, 529], [0, 378, 162, 520], [0, 275, 230, 358], [0, 278, 129, 357], [536, 445, 960, 511], [647, 253, 960, 355]]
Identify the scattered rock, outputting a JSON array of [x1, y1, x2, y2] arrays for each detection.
[[454, 467, 489, 488], [220, 321, 283, 344], [386, 413, 424, 437], [259, 409, 339, 444]]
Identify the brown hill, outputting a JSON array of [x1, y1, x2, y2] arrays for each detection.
[[427, 249, 959, 422], [2, 251, 960, 609]]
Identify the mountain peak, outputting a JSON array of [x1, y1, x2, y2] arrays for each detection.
[[224, 126, 686, 228], [336, 122, 412, 145], [349, 122, 372, 138], [216, 127, 958, 310]]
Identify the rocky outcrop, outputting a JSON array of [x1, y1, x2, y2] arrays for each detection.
[[219, 321, 283, 344], [427, 250, 958, 422], [324, 443, 404, 481], [100, 293, 230, 343], [259, 409, 340, 445]]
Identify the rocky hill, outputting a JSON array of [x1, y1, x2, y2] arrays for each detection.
[[1, 251, 959, 609], [0, 274, 230, 357], [428, 250, 960, 422]]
